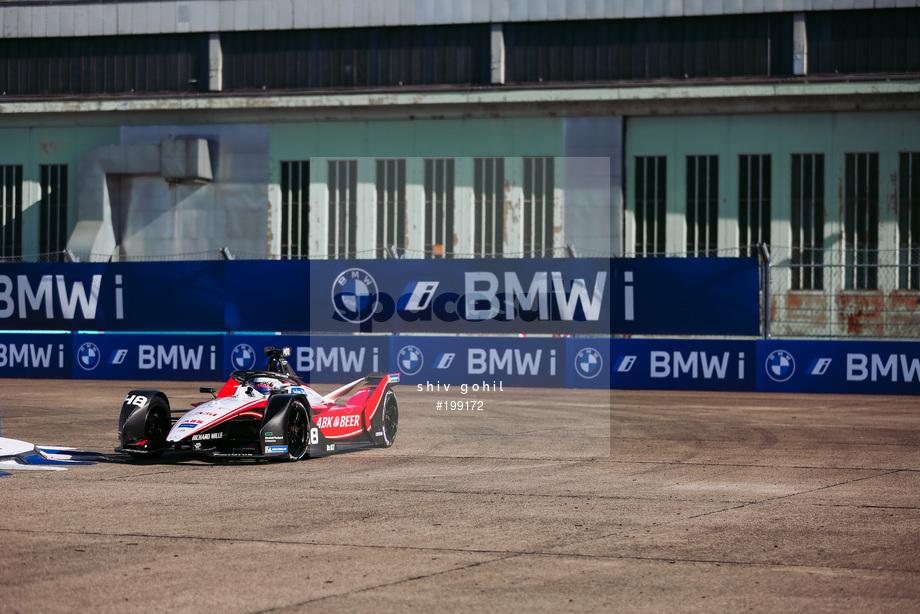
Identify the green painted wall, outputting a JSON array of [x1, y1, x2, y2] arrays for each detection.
[[267, 117, 565, 185], [625, 111, 920, 255], [0, 116, 568, 257], [0, 126, 121, 254]]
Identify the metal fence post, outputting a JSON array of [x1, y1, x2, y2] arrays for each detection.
[[757, 243, 771, 339]]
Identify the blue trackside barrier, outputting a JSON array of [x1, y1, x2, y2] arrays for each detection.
[[0, 258, 759, 336], [2, 332, 918, 395], [2, 258, 915, 393]]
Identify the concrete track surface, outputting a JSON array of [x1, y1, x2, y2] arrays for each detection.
[[0, 379, 918, 613]]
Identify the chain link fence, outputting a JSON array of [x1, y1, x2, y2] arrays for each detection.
[[5, 245, 604, 263], [766, 245, 920, 340], [7, 244, 920, 340]]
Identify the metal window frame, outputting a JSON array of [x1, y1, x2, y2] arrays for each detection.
[[0, 165, 23, 260], [327, 159, 357, 259], [899, 152, 920, 290], [423, 158, 455, 259], [634, 155, 666, 257], [738, 154, 772, 258], [376, 159, 407, 256], [40, 164, 68, 260], [523, 157, 554, 258], [280, 160, 310, 259], [686, 155, 718, 257], [473, 157, 504, 257], [791, 153, 825, 291], [844, 152, 879, 290]]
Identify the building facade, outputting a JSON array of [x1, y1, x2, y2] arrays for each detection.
[[1, 1, 919, 334]]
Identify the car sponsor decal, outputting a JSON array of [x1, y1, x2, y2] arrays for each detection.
[[314, 411, 364, 440], [171, 399, 265, 439]]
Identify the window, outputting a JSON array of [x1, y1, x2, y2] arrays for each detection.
[[473, 158, 505, 257], [376, 159, 407, 257], [523, 157, 555, 257], [280, 161, 310, 259], [0, 165, 23, 260], [40, 164, 68, 260], [424, 159, 455, 258], [0, 34, 207, 96], [686, 155, 718, 257], [327, 160, 357, 259], [738, 155, 771, 257], [634, 156, 667, 256], [900, 153, 920, 290], [807, 9, 920, 75], [844, 153, 879, 290], [504, 14, 792, 83], [791, 154, 825, 290], [221, 25, 490, 91]]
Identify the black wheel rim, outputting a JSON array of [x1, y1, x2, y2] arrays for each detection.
[[146, 405, 168, 446], [288, 404, 308, 458], [384, 398, 398, 442]]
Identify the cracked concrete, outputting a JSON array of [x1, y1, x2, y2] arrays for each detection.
[[0, 381, 917, 612]]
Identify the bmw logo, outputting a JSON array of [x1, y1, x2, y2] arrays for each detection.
[[397, 345, 424, 376], [231, 344, 256, 370], [77, 342, 101, 371], [332, 268, 379, 324], [574, 347, 604, 379], [765, 349, 795, 382]]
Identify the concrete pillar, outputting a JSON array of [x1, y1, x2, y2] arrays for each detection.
[[208, 32, 223, 92], [793, 13, 807, 76], [490, 24, 505, 85]]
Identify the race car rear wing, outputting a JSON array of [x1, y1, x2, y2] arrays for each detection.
[[321, 372, 400, 406]]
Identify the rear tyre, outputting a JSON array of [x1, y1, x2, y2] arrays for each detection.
[[378, 391, 398, 448], [284, 401, 309, 461], [127, 398, 170, 459]]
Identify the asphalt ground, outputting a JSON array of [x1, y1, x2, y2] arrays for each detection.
[[0, 379, 918, 613]]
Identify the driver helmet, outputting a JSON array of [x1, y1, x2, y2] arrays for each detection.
[[249, 377, 283, 396]]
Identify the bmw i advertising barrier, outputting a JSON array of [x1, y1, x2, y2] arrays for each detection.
[[0, 332, 72, 378], [72, 333, 223, 381], [0, 262, 225, 331], [225, 335, 389, 384], [2, 258, 758, 336], [313, 259, 611, 334], [390, 335, 566, 389], [1, 332, 918, 394], [610, 339, 757, 392], [311, 258, 758, 336], [757, 340, 920, 395]]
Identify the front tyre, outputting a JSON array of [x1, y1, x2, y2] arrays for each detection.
[[378, 391, 398, 448], [284, 401, 309, 461], [126, 397, 170, 459]]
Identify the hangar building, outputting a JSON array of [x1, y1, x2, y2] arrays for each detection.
[[1, 0, 919, 336]]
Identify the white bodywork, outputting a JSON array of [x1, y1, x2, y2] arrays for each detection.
[[165, 378, 325, 443]]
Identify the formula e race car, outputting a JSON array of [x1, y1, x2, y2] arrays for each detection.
[[116, 347, 399, 461]]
